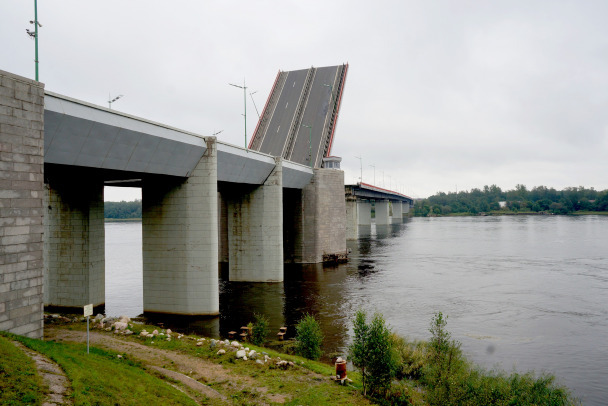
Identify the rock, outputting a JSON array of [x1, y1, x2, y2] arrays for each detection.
[[243, 356, 248, 361], [166, 337, 171, 341], [105, 327, 112, 331], [236, 349, 246, 359], [94, 314, 104, 321], [248, 350, 257, 359], [117, 354, 122, 359], [210, 340, 216, 348], [256, 359, 264, 365], [124, 330, 133, 335], [224, 339, 230, 345], [231, 341, 240, 348], [166, 329, 172, 334], [118, 315, 130, 323], [196, 341, 203, 346], [152, 330, 159, 336], [113, 322, 128, 331], [140, 331, 149, 337], [217, 349, 226, 355]]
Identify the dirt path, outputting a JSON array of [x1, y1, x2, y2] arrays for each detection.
[[44, 326, 286, 405], [12, 341, 72, 406]]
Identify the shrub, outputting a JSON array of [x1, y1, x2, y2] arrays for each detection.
[[391, 334, 428, 380], [349, 310, 397, 397], [295, 314, 323, 360], [251, 313, 270, 346]]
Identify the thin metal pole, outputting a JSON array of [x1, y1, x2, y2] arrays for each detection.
[[34, 0, 39, 81], [369, 164, 375, 185], [86, 316, 90, 354], [355, 155, 362, 183], [243, 79, 247, 148]]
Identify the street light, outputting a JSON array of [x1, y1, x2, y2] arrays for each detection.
[[229, 79, 248, 149], [302, 124, 312, 167], [369, 164, 375, 185], [355, 155, 362, 183], [108, 94, 123, 109], [26, 0, 42, 81], [249, 91, 260, 119]]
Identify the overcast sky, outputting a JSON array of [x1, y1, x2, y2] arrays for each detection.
[[3, 1, 607, 200]]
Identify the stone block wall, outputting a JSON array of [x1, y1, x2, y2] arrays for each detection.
[[0, 70, 44, 338]]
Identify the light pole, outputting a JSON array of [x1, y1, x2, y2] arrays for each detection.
[[108, 94, 123, 109], [229, 79, 248, 148], [26, 0, 42, 81], [355, 155, 362, 183], [369, 164, 375, 185], [302, 124, 312, 167], [249, 91, 260, 119]]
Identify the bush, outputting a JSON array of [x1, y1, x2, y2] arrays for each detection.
[[251, 313, 270, 346], [295, 314, 323, 360], [349, 310, 397, 397], [391, 334, 428, 380]]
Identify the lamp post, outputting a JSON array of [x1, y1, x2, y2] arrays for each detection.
[[229, 79, 248, 149], [108, 94, 123, 109], [369, 164, 375, 185], [249, 91, 260, 119], [26, 0, 42, 81], [355, 155, 362, 183], [302, 124, 312, 167]]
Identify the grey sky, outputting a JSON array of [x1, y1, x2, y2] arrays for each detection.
[[2, 1, 607, 199]]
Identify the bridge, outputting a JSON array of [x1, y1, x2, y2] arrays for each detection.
[[0, 69, 348, 338], [345, 182, 414, 239]]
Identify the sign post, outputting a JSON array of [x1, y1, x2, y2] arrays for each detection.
[[83, 304, 93, 354]]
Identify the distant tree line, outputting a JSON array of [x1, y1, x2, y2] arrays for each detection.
[[414, 185, 608, 216], [104, 200, 142, 219]]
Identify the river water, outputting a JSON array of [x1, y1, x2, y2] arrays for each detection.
[[105, 216, 608, 405]]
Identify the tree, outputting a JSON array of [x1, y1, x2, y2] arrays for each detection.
[[349, 310, 396, 397], [251, 313, 270, 346], [295, 314, 323, 360]]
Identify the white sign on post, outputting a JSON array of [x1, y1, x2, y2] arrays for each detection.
[[84, 304, 93, 354], [83, 304, 93, 317]]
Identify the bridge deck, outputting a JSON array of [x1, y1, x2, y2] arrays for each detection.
[[249, 64, 348, 168]]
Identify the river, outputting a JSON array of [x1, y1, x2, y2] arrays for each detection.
[[105, 215, 608, 405]]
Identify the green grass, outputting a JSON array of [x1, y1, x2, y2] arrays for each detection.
[[0, 335, 44, 406], [2, 332, 197, 406]]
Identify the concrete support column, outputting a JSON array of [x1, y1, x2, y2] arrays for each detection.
[[357, 201, 372, 225], [218, 192, 228, 263], [294, 168, 347, 263], [345, 198, 359, 240], [227, 157, 283, 281], [44, 178, 105, 310], [403, 202, 411, 215], [375, 200, 390, 225], [392, 201, 403, 223], [0, 70, 45, 338], [142, 137, 219, 315]]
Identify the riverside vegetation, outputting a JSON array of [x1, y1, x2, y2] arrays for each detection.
[[414, 184, 608, 216], [0, 311, 576, 405]]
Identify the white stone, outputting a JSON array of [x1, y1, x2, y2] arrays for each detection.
[[231, 341, 240, 347], [217, 349, 226, 355], [236, 350, 246, 359], [113, 322, 128, 331]]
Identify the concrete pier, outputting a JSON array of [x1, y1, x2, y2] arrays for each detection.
[[225, 157, 284, 282], [375, 200, 390, 225], [392, 201, 403, 223], [345, 198, 359, 240], [0, 70, 45, 338], [142, 137, 219, 315], [357, 201, 372, 225], [44, 176, 105, 310]]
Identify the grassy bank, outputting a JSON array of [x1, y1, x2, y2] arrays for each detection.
[[0, 335, 44, 405]]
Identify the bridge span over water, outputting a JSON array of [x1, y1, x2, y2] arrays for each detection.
[[0, 70, 347, 338]]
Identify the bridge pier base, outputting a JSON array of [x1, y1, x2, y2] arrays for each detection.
[[142, 137, 219, 315], [345, 199, 359, 240], [286, 168, 347, 263], [392, 201, 403, 223], [375, 200, 390, 225], [43, 176, 105, 311], [226, 157, 284, 282]]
